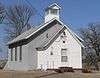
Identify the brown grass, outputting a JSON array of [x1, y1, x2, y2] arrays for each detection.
[[0, 70, 100, 78], [0, 70, 56, 78]]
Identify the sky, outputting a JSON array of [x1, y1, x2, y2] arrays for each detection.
[[0, 0, 100, 59]]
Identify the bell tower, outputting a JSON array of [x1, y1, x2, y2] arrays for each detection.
[[44, 3, 61, 23]]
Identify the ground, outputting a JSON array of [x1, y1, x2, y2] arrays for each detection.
[[0, 70, 100, 78]]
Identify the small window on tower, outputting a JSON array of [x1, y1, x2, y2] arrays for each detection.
[[50, 9, 57, 15], [45, 10, 49, 15]]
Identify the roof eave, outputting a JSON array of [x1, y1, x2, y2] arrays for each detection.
[[48, 3, 61, 9]]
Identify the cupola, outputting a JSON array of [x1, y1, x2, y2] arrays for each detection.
[[44, 3, 61, 23]]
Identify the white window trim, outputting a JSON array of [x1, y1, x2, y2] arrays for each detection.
[[61, 49, 67, 62]]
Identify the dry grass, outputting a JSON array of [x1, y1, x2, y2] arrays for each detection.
[[0, 70, 56, 78], [0, 70, 100, 78], [41, 72, 100, 78]]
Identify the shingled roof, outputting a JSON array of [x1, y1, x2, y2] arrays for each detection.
[[7, 18, 57, 45], [7, 18, 84, 48], [36, 26, 65, 50], [7, 27, 39, 45]]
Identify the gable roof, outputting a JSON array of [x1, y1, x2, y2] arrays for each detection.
[[48, 3, 61, 9], [45, 3, 61, 11], [7, 27, 39, 45], [36, 19, 84, 50], [36, 26, 65, 51], [7, 18, 84, 48], [7, 18, 57, 45]]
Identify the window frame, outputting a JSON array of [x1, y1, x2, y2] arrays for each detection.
[[50, 9, 58, 15], [61, 56, 68, 62], [11, 48, 13, 61], [19, 46, 22, 61], [15, 47, 17, 61], [61, 49, 68, 62]]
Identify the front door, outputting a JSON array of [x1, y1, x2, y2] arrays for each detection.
[[47, 61, 54, 69]]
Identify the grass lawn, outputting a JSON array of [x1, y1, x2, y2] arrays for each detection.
[[0, 70, 100, 78]]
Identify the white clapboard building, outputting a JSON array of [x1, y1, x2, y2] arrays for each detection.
[[4, 3, 83, 70]]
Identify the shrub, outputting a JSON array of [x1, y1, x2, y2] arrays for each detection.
[[0, 59, 7, 69], [54, 69, 62, 73], [82, 68, 92, 73], [47, 69, 62, 73], [59, 67, 74, 72]]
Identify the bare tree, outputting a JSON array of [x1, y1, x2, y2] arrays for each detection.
[[0, 3, 5, 53], [80, 23, 100, 70], [5, 4, 34, 41], [0, 3, 5, 24]]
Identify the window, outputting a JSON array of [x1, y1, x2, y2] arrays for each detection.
[[46, 33, 48, 38], [45, 10, 49, 15], [61, 49, 67, 55], [50, 9, 58, 15], [19, 46, 22, 61], [15, 47, 17, 61], [61, 49, 67, 62], [63, 41, 65, 43], [61, 32, 67, 40], [50, 47, 53, 55], [11, 48, 13, 61], [63, 32, 66, 35], [61, 56, 68, 62], [50, 51, 53, 55]]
